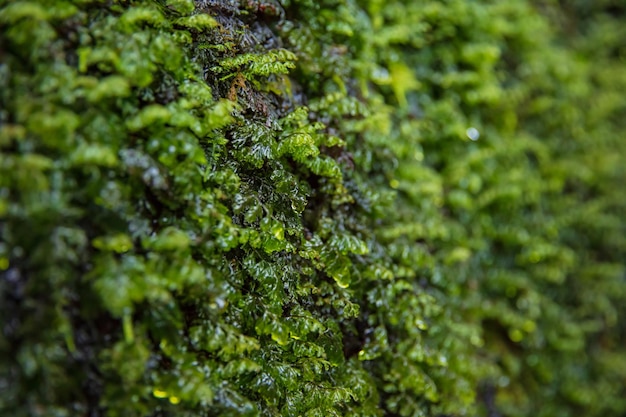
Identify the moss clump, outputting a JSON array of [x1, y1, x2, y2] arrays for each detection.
[[1, 1, 625, 416]]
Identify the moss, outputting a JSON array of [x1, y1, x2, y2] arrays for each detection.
[[1, 0, 625, 416]]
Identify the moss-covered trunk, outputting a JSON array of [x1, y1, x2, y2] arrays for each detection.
[[1, 1, 625, 416]]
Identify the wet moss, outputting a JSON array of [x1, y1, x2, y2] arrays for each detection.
[[1, 1, 625, 417]]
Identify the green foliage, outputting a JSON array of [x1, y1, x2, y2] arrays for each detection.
[[1, 0, 624, 417]]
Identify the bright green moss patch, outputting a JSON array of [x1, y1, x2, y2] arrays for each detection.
[[1, 0, 625, 416]]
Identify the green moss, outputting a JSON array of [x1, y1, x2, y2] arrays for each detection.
[[1, 0, 625, 416]]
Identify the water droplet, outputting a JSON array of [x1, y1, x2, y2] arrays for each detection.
[[438, 354, 448, 367], [211, 297, 226, 310], [371, 66, 391, 84], [466, 127, 480, 141], [415, 319, 428, 330]]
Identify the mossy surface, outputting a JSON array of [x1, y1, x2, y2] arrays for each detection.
[[1, 1, 625, 416]]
